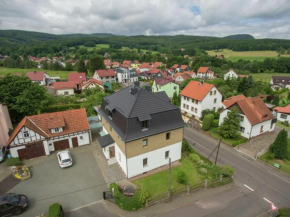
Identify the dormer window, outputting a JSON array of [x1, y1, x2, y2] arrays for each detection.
[[51, 127, 63, 134], [142, 120, 149, 130], [55, 128, 59, 133], [108, 110, 113, 119]]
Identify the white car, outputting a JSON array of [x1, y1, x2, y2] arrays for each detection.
[[57, 151, 73, 168]]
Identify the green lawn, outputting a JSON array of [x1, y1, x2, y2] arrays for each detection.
[[207, 49, 290, 62], [0, 67, 77, 79], [260, 140, 290, 174], [132, 157, 200, 197], [209, 127, 248, 147], [276, 121, 290, 130], [69, 44, 110, 51], [251, 73, 290, 82]]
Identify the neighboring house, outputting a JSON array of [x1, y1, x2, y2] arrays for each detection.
[[174, 72, 191, 83], [97, 82, 185, 178], [219, 96, 276, 139], [122, 60, 132, 68], [138, 62, 162, 72], [112, 62, 120, 68], [180, 81, 222, 119], [0, 104, 13, 147], [53, 81, 79, 96], [273, 105, 290, 123], [179, 65, 189, 72], [6, 109, 91, 160], [196, 67, 214, 79], [82, 78, 104, 91], [184, 71, 196, 79], [93, 69, 117, 83], [152, 78, 179, 98], [221, 95, 247, 108], [153, 70, 172, 80], [26, 71, 49, 85], [131, 60, 141, 69], [140, 71, 154, 80], [224, 69, 239, 80], [115, 68, 139, 84], [270, 76, 290, 91], [171, 64, 180, 73], [68, 73, 86, 84]]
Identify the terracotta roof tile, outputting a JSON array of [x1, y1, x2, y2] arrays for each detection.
[[180, 65, 188, 70], [68, 73, 86, 83], [95, 69, 116, 77], [155, 78, 174, 86], [274, 105, 290, 114], [197, 67, 209, 74], [180, 81, 215, 100], [223, 95, 247, 107], [53, 81, 77, 90], [26, 71, 45, 81]]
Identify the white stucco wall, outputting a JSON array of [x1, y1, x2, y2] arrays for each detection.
[[56, 89, 74, 96], [115, 144, 127, 175], [276, 112, 290, 122], [224, 70, 238, 80], [10, 146, 26, 158], [175, 76, 184, 82], [126, 142, 182, 178]]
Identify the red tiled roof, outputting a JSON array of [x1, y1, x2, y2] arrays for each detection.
[[238, 74, 249, 78], [95, 69, 116, 77], [155, 78, 174, 86], [112, 62, 119, 65], [274, 105, 290, 114], [180, 81, 215, 100], [154, 62, 162, 68], [104, 59, 111, 64], [180, 65, 188, 70], [26, 71, 45, 81], [174, 72, 191, 80], [197, 67, 209, 74], [172, 64, 179, 69], [82, 78, 104, 89], [7, 109, 90, 146], [53, 81, 77, 90], [184, 71, 195, 76], [68, 73, 86, 83], [223, 95, 247, 108], [149, 68, 161, 74]]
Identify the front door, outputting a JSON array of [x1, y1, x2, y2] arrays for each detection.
[[17, 148, 28, 160], [72, 137, 78, 148], [109, 146, 115, 158]]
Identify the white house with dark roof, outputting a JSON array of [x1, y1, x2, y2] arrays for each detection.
[[270, 76, 290, 91], [219, 96, 276, 139], [115, 68, 139, 84], [96, 82, 185, 178]]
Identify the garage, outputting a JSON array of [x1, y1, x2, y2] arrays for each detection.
[[54, 139, 70, 151], [17, 142, 46, 160]]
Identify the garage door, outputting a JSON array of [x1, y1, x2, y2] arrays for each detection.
[[54, 139, 70, 151], [26, 142, 46, 159], [17, 149, 28, 160]]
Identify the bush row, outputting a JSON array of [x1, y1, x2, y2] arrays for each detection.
[[7, 157, 22, 166]]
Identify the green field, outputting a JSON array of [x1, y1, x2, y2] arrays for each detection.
[[251, 73, 290, 82], [0, 67, 76, 79], [207, 49, 290, 62], [121, 46, 159, 55], [69, 44, 110, 51]]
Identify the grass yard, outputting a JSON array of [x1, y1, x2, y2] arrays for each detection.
[[276, 121, 290, 130], [0, 67, 76, 79], [209, 127, 248, 147], [132, 157, 201, 197], [251, 73, 290, 82], [206, 49, 290, 62], [260, 139, 290, 174]]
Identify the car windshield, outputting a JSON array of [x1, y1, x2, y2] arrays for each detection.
[[62, 158, 71, 163], [8, 194, 20, 205]]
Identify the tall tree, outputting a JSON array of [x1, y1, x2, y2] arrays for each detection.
[[270, 129, 288, 159], [272, 95, 280, 106], [89, 55, 105, 72], [218, 107, 241, 139], [77, 58, 87, 73]]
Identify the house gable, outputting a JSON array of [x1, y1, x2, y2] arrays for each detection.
[[10, 126, 45, 147]]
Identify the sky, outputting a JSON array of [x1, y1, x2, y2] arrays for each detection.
[[0, 0, 290, 39]]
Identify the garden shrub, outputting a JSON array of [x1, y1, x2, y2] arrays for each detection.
[[189, 153, 200, 163], [283, 120, 289, 126], [7, 157, 22, 166], [279, 207, 290, 217], [198, 160, 204, 165], [202, 115, 212, 131], [222, 165, 234, 177], [182, 139, 196, 154], [48, 203, 62, 217], [208, 114, 214, 124], [109, 183, 148, 211], [232, 138, 248, 147], [177, 170, 188, 185], [265, 153, 275, 162], [199, 168, 207, 174], [212, 119, 219, 127]]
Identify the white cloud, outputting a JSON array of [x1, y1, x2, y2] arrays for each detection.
[[0, 0, 289, 39]]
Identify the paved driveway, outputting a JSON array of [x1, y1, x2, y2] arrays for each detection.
[[9, 146, 108, 217]]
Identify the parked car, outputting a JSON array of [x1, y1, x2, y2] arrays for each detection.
[[57, 151, 73, 168], [0, 193, 28, 216], [0, 146, 8, 163]]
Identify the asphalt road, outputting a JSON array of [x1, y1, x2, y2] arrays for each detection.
[[175, 127, 290, 217]]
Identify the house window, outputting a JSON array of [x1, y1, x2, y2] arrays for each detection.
[[110, 126, 112, 132], [260, 126, 264, 133], [214, 98, 217, 103], [210, 91, 212, 95], [143, 139, 148, 147], [195, 100, 198, 104], [64, 91, 69, 95], [187, 97, 189, 101], [183, 104, 186, 108], [213, 107, 216, 111], [174, 86, 177, 90], [186, 105, 189, 109], [166, 132, 170, 140], [191, 107, 194, 112], [111, 76, 114, 78], [240, 127, 245, 133], [214, 90, 216, 95], [55, 128, 59, 133], [281, 114, 287, 119], [143, 158, 148, 167], [142, 121, 149, 130], [192, 99, 194, 103], [23, 131, 29, 138], [108, 110, 113, 119], [165, 151, 169, 159], [240, 116, 244, 122], [195, 108, 197, 113]]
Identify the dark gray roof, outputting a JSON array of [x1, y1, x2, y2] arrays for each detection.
[[98, 85, 185, 142], [115, 68, 138, 78], [98, 134, 114, 148], [272, 76, 290, 85]]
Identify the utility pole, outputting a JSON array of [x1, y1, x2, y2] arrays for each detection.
[[215, 139, 221, 165], [168, 158, 172, 202]]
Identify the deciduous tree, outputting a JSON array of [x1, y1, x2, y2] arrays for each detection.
[[218, 107, 241, 139]]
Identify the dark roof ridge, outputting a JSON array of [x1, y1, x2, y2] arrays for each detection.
[[127, 88, 142, 118]]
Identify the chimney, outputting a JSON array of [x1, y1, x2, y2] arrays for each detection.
[[199, 80, 203, 85], [134, 81, 140, 88]]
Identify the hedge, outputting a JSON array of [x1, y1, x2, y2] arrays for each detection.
[[48, 203, 62, 217], [7, 157, 22, 166], [202, 115, 212, 131], [42, 103, 82, 113], [232, 138, 248, 147], [110, 183, 148, 211]]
